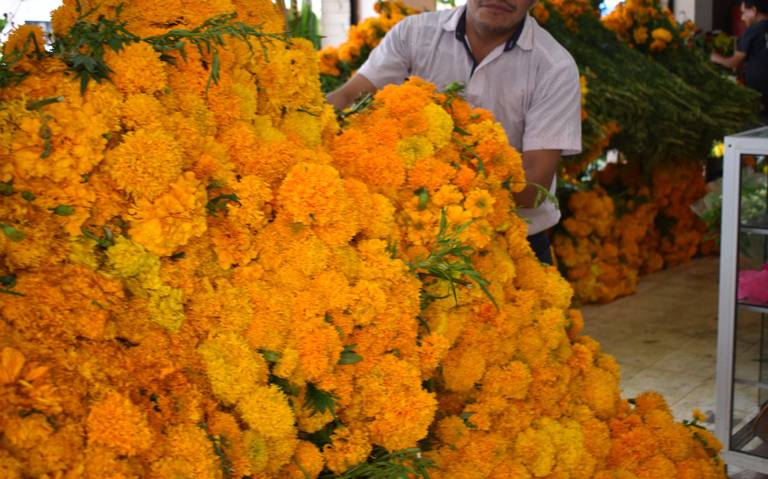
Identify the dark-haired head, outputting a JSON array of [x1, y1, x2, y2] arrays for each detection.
[[743, 0, 768, 15]]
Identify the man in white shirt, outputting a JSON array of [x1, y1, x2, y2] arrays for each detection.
[[327, 0, 582, 264]]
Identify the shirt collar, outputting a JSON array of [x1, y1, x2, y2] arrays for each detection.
[[442, 6, 533, 52]]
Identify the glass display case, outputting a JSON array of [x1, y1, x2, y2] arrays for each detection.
[[716, 126, 768, 473]]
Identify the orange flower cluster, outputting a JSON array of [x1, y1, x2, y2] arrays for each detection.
[[554, 160, 714, 303], [533, 0, 599, 31], [602, 0, 694, 53], [318, 1, 418, 84], [1, 0, 724, 477]]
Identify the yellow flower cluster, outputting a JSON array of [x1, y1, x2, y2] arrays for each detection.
[[554, 160, 713, 303], [602, 0, 692, 53], [0, 1, 724, 478]]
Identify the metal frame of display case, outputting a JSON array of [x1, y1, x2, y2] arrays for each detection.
[[716, 126, 768, 473]]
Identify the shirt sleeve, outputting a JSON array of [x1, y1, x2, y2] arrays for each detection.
[[521, 58, 582, 156], [357, 17, 413, 88]]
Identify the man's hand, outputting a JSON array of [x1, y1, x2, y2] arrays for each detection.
[[327, 74, 378, 110], [514, 149, 560, 209], [710, 50, 746, 70]]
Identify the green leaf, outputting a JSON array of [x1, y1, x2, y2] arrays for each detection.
[[49, 204, 75, 216], [206, 193, 240, 216], [21, 191, 36, 201], [269, 374, 300, 396], [259, 349, 281, 363], [415, 187, 429, 211], [1, 224, 25, 242], [338, 344, 363, 365], [0, 181, 13, 196], [0, 288, 24, 296], [26, 96, 64, 110], [305, 382, 337, 417], [0, 275, 16, 288]]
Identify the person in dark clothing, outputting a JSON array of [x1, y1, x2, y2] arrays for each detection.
[[712, 0, 768, 123]]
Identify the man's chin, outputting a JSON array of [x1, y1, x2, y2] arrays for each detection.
[[475, 18, 519, 36]]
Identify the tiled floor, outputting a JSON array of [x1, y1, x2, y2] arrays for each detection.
[[580, 256, 768, 478], [582, 256, 723, 421]]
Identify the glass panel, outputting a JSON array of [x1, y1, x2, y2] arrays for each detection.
[[730, 384, 767, 456], [731, 153, 768, 456], [739, 154, 768, 231]]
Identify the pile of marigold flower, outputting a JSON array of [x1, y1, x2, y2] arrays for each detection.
[[602, 0, 695, 53], [554, 160, 714, 303], [0, 0, 725, 477]]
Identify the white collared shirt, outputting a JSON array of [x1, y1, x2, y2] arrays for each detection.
[[358, 6, 582, 235]]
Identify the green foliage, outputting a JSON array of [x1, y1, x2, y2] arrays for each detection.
[[49, 204, 75, 216], [536, 1, 759, 173], [338, 344, 363, 365], [50, 2, 140, 94], [287, 0, 322, 50], [305, 382, 338, 417], [326, 447, 434, 479], [7, 3, 286, 95], [143, 12, 285, 93], [409, 209, 497, 308]]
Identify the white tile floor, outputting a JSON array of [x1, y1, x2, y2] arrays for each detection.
[[580, 257, 768, 478]]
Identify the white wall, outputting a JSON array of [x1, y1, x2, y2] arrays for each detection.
[[0, 0, 62, 40], [321, 0, 350, 47], [674, 0, 713, 30]]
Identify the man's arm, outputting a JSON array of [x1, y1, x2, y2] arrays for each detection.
[[327, 74, 378, 111], [325, 16, 413, 110], [515, 149, 560, 208], [711, 50, 747, 70]]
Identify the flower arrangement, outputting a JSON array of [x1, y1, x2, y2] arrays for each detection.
[[554, 160, 713, 303], [0, 0, 727, 477], [602, 0, 694, 53]]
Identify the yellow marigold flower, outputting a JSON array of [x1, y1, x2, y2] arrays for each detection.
[[423, 103, 454, 149], [443, 346, 486, 392], [120, 93, 166, 130], [149, 424, 220, 478], [514, 426, 556, 476], [199, 332, 268, 405], [86, 391, 153, 456], [283, 440, 325, 478], [104, 42, 167, 94], [277, 162, 350, 227], [107, 236, 159, 278], [397, 135, 435, 167], [323, 427, 372, 474], [482, 362, 533, 400], [281, 110, 324, 148], [633, 27, 649, 44], [106, 128, 184, 201], [237, 385, 296, 441], [129, 171, 207, 256], [651, 27, 673, 43], [2, 414, 53, 450], [465, 189, 495, 218], [3, 24, 45, 57]]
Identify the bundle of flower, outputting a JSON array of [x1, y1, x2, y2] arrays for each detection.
[[602, 0, 694, 54], [0, 0, 725, 477], [317, 0, 419, 93], [554, 160, 713, 303]]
